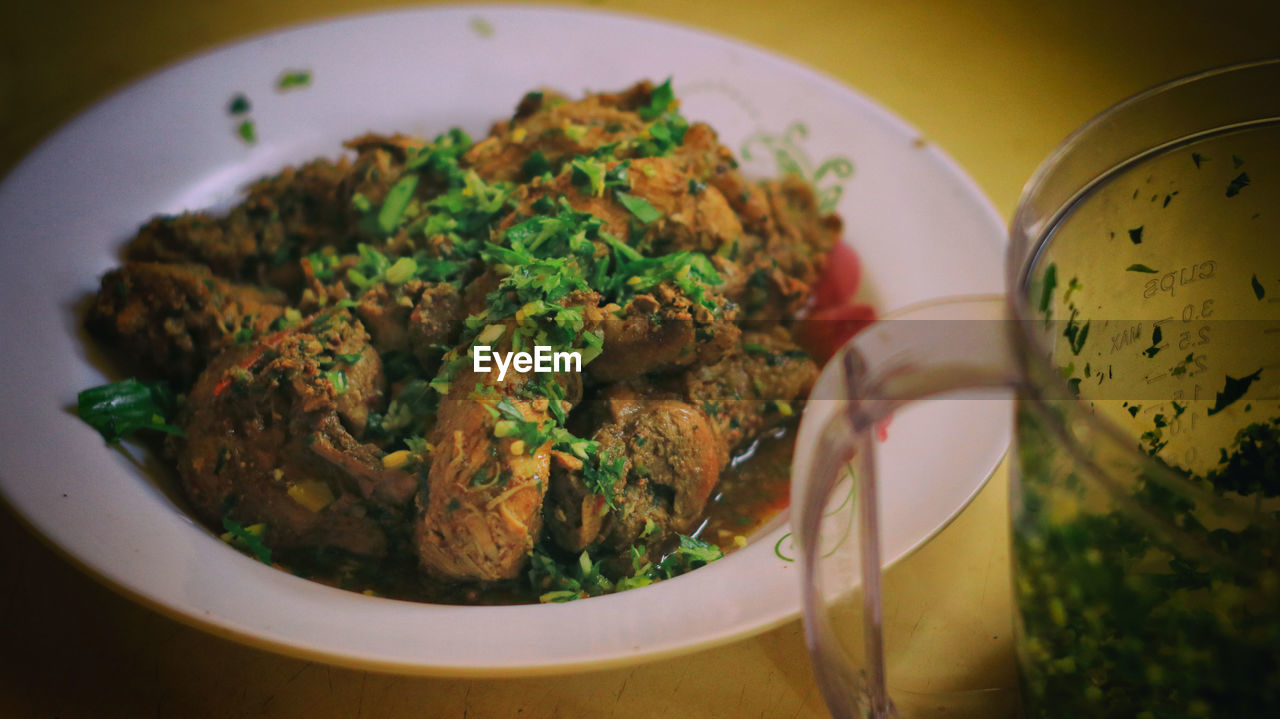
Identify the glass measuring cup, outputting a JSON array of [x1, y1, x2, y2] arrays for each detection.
[[793, 59, 1280, 718]]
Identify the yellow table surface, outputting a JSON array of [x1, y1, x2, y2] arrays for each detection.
[[2, 1, 1277, 717]]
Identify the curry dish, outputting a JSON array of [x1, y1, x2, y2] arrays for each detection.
[[79, 80, 838, 603]]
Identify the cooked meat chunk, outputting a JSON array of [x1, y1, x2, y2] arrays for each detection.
[[676, 327, 820, 450], [464, 84, 652, 183], [548, 328, 817, 552], [86, 261, 286, 386], [174, 311, 414, 556], [407, 283, 465, 374], [415, 382, 556, 581], [589, 285, 739, 383], [414, 293, 602, 581], [548, 392, 723, 552], [351, 280, 464, 362], [510, 156, 743, 257], [340, 133, 428, 210], [715, 176, 841, 321], [126, 158, 352, 289], [465, 81, 730, 187]]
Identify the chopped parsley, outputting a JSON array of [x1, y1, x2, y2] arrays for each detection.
[[1207, 369, 1262, 416], [615, 191, 662, 224], [1225, 172, 1250, 197], [529, 533, 724, 602], [522, 150, 552, 179], [376, 174, 419, 235], [77, 378, 184, 444], [469, 16, 494, 38], [324, 369, 348, 394], [276, 69, 312, 91], [1141, 324, 1163, 358], [582, 450, 625, 508], [1015, 402, 1280, 718], [220, 518, 272, 564], [236, 119, 257, 144], [1038, 263, 1057, 315], [570, 156, 608, 196], [638, 78, 675, 121]]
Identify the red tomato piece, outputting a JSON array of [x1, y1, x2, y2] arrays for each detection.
[[811, 242, 862, 312], [796, 302, 877, 362]]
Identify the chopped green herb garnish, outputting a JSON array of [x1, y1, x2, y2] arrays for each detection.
[[1141, 324, 1163, 358], [582, 449, 625, 509], [377, 174, 419, 235], [1251, 274, 1265, 300], [522, 150, 551, 179], [1207, 369, 1262, 416], [528, 532, 723, 603], [615, 191, 662, 224], [228, 94, 250, 115], [276, 69, 312, 91], [384, 256, 417, 285], [77, 378, 184, 444], [638, 78, 675, 121], [1127, 226, 1143, 244], [1126, 264, 1158, 273], [236, 120, 257, 144], [325, 370, 348, 394], [1038, 263, 1057, 315], [221, 518, 272, 564], [469, 16, 494, 37], [1226, 172, 1250, 197], [570, 156, 606, 196]]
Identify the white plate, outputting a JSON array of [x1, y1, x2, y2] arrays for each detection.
[[0, 5, 1009, 675]]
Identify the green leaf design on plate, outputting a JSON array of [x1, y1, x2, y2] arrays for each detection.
[[740, 121, 854, 213]]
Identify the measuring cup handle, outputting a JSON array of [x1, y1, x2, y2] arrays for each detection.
[[836, 294, 1020, 428], [797, 294, 1021, 718]]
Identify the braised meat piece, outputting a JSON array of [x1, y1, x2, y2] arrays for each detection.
[[714, 176, 841, 321], [465, 81, 731, 185], [407, 283, 466, 374], [547, 328, 817, 552], [508, 156, 744, 257], [589, 284, 740, 383], [414, 292, 603, 581], [675, 327, 820, 451], [174, 311, 414, 556], [464, 82, 651, 183], [125, 158, 353, 290], [87, 261, 286, 386], [548, 391, 723, 552], [348, 280, 465, 364], [414, 381, 557, 581]]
